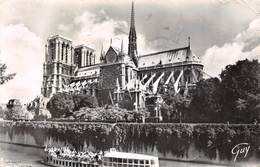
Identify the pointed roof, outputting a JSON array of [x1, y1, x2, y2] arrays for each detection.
[[138, 46, 202, 68], [109, 45, 121, 55], [130, 1, 135, 28], [128, 1, 138, 67]]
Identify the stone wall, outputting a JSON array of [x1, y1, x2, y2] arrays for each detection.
[[0, 121, 259, 165]]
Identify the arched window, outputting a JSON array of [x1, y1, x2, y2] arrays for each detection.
[[90, 52, 93, 65], [65, 44, 68, 63], [86, 51, 89, 66], [50, 42, 55, 61], [61, 43, 65, 61]]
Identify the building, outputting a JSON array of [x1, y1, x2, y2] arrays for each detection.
[[41, 35, 76, 97], [41, 1, 204, 112]]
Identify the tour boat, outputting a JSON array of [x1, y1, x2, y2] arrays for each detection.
[[42, 147, 160, 167], [42, 155, 100, 167], [102, 148, 159, 167]]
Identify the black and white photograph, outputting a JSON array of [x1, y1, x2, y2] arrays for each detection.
[[0, 0, 260, 166]]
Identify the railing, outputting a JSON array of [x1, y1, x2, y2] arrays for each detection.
[[138, 61, 203, 71], [71, 74, 99, 81]]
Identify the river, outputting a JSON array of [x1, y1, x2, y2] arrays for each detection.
[[0, 143, 239, 167]]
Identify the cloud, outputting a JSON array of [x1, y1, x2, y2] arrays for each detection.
[[202, 17, 260, 77], [69, 10, 129, 61], [58, 24, 71, 32], [0, 23, 43, 103], [67, 10, 153, 60]]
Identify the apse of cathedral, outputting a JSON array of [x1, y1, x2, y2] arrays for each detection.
[[41, 1, 204, 110]]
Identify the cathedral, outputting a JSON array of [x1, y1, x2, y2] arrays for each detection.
[[41, 2, 204, 112]]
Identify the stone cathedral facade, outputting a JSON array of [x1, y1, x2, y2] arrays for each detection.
[[41, 2, 204, 110]]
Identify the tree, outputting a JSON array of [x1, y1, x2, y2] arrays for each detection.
[[5, 99, 26, 120], [189, 78, 221, 123], [245, 93, 260, 122], [219, 59, 260, 123], [161, 85, 190, 122], [0, 63, 15, 85], [47, 92, 99, 118], [73, 93, 98, 111], [46, 92, 75, 118]]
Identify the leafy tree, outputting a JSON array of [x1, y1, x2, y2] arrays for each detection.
[[47, 92, 99, 118], [246, 93, 260, 122], [219, 59, 260, 123], [47, 92, 75, 118], [189, 78, 221, 123], [0, 63, 15, 85], [5, 99, 27, 120], [73, 93, 98, 111], [161, 85, 190, 122]]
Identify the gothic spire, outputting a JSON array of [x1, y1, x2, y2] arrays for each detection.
[[130, 0, 135, 28], [128, 0, 138, 67]]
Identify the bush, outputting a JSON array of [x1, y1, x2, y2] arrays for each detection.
[[73, 93, 98, 111], [47, 92, 74, 118], [47, 92, 98, 118], [73, 105, 149, 122], [5, 99, 34, 120]]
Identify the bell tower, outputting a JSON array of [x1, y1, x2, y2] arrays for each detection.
[[41, 35, 75, 97]]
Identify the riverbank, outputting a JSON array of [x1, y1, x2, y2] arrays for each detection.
[[0, 120, 259, 165]]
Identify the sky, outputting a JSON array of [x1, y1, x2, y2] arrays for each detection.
[[0, 0, 260, 103]]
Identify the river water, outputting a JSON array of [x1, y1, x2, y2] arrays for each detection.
[[0, 143, 256, 167]]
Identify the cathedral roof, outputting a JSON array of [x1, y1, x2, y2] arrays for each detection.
[[138, 46, 202, 68], [109, 45, 121, 55]]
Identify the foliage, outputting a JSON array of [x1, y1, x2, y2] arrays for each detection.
[[0, 63, 16, 85], [47, 92, 75, 118], [219, 59, 260, 123], [73, 93, 98, 111], [5, 99, 34, 120], [73, 105, 149, 122], [47, 92, 99, 118], [161, 85, 190, 122], [5, 99, 23, 120], [0, 121, 259, 162], [189, 78, 221, 123], [183, 59, 260, 123]]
